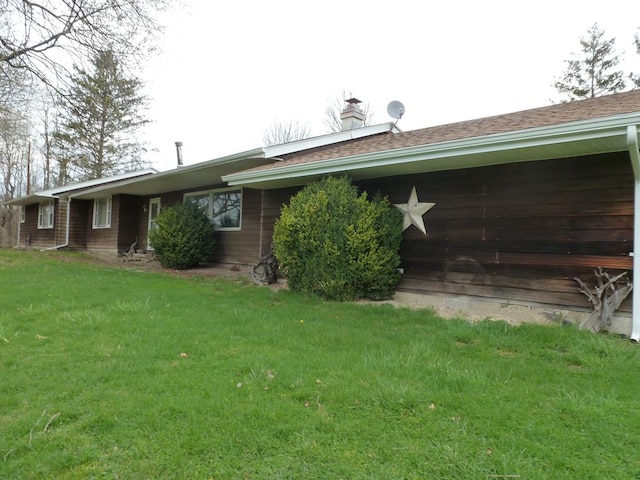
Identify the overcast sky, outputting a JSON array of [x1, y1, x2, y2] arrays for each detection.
[[140, 0, 640, 171]]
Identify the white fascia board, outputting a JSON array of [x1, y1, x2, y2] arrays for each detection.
[[3, 169, 158, 206], [70, 149, 268, 199], [52, 169, 158, 193], [224, 114, 640, 187], [158, 148, 266, 173], [263, 123, 397, 158], [3, 192, 59, 207]]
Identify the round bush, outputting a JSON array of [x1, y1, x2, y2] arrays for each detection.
[[148, 201, 216, 270], [273, 176, 403, 301]]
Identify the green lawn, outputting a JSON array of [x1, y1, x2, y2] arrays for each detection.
[[1, 250, 640, 479]]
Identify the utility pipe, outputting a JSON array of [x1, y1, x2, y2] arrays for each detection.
[[627, 125, 640, 342], [16, 207, 21, 248], [43, 196, 70, 251]]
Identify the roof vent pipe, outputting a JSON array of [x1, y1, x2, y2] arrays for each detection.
[[175, 141, 184, 167]]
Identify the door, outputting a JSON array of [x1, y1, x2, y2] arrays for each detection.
[[147, 197, 161, 250]]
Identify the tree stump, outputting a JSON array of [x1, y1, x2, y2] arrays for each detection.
[[574, 267, 633, 333], [250, 248, 278, 286]]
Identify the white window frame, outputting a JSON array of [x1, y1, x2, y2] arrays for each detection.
[[37, 201, 54, 229], [92, 196, 112, 229], [20, 206, 25, 223], [183, 187, 242, 231]]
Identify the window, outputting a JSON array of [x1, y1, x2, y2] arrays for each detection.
[[212, 190, 242, 229], [20, 206, 25, 223], [184, 188, 242, 230], [93, 196, 112, 229], [38, 201, 54, 229]]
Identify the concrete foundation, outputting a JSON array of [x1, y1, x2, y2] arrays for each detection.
[[392, 291, 632, 336]]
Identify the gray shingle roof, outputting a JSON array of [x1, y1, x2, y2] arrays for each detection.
[[250, 90, 640, 173]]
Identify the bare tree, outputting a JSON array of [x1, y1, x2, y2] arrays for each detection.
[[0, 101, 30, 200], [263, 120, 311, 146], [0, 0, 168, 91], [323, 89, 374, 133]]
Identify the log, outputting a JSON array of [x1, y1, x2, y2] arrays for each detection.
[[251, 248, 278, 285], [575, 267, 633, 332]]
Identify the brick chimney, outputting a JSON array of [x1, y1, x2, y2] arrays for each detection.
[[340, 97, 365, 131]]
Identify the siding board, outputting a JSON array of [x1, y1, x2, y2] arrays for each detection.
[[356, 152, 634, 310]]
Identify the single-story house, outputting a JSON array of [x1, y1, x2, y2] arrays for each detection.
[[6, 169, 157, 250], [6, 90, 640, 339]]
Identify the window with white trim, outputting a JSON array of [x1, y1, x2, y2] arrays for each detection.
[[93, 196, 112, 229], [184, 188, 242, 230], [20, 206, 25, 223], [38, 201, 54, 229]]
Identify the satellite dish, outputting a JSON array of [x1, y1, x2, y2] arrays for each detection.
[[387, 100, 405, 120]]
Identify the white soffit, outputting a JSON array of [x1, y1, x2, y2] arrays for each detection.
[[71, 151, 268, 199], [263, 123, 398, 158]]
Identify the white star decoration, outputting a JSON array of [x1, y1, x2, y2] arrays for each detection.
[[394, 186, 435, 235]]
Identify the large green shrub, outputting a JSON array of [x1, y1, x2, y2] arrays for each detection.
[[148, 201, 216, 270], [273, 177, 403, 301]]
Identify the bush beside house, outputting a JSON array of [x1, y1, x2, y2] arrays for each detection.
[[273, 176, 403, 301], [148, 201, 216, 270]]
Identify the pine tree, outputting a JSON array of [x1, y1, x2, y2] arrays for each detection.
[[631, 30, 640, 89], [554, 23, 626, 101], [54, 50, 149, 181]]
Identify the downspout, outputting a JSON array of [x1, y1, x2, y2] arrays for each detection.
[[42, 196, 71, 251], [16, 207, 21, 248], [627, 125, 640, 342]]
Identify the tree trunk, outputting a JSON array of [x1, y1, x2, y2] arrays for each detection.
[[251, 248, 278, 286], [574, 268, 633, 332]]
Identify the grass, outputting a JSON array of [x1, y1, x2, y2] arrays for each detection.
[[1, 249, 640, 479]]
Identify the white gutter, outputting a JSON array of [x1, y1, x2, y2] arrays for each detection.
[[224, 113, 640, 187], [627, 125, 640, 342], [42, 197, 70, 251]]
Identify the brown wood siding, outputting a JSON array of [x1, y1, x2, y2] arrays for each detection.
[[212, 188, 262, 264], [258, 187, 300, 258], [137, 202, 150, 250], [116, 195, 144, 252], [134, 194, 172, 249], [69, 200, 90, 249], [135, 192, 186, 253], [54, 200, 67, 245], [86, 195, 119, 251], [20, 202, 56, 248], [135, 187, 265, 264], [356, 152, 633, 311]]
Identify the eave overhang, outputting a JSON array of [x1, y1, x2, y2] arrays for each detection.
[[70, 149, 269, 200], [4, 192, 59, 207], [69, 125, 401, 200], [223, 113, 640, 189], [263, 122, 399, 157], [3, 169, 158, 206]]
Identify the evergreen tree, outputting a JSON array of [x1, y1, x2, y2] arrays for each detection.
[[54, 50, 149, 181], [554, 23, 626, 101], [631, 30, 640, 89]]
